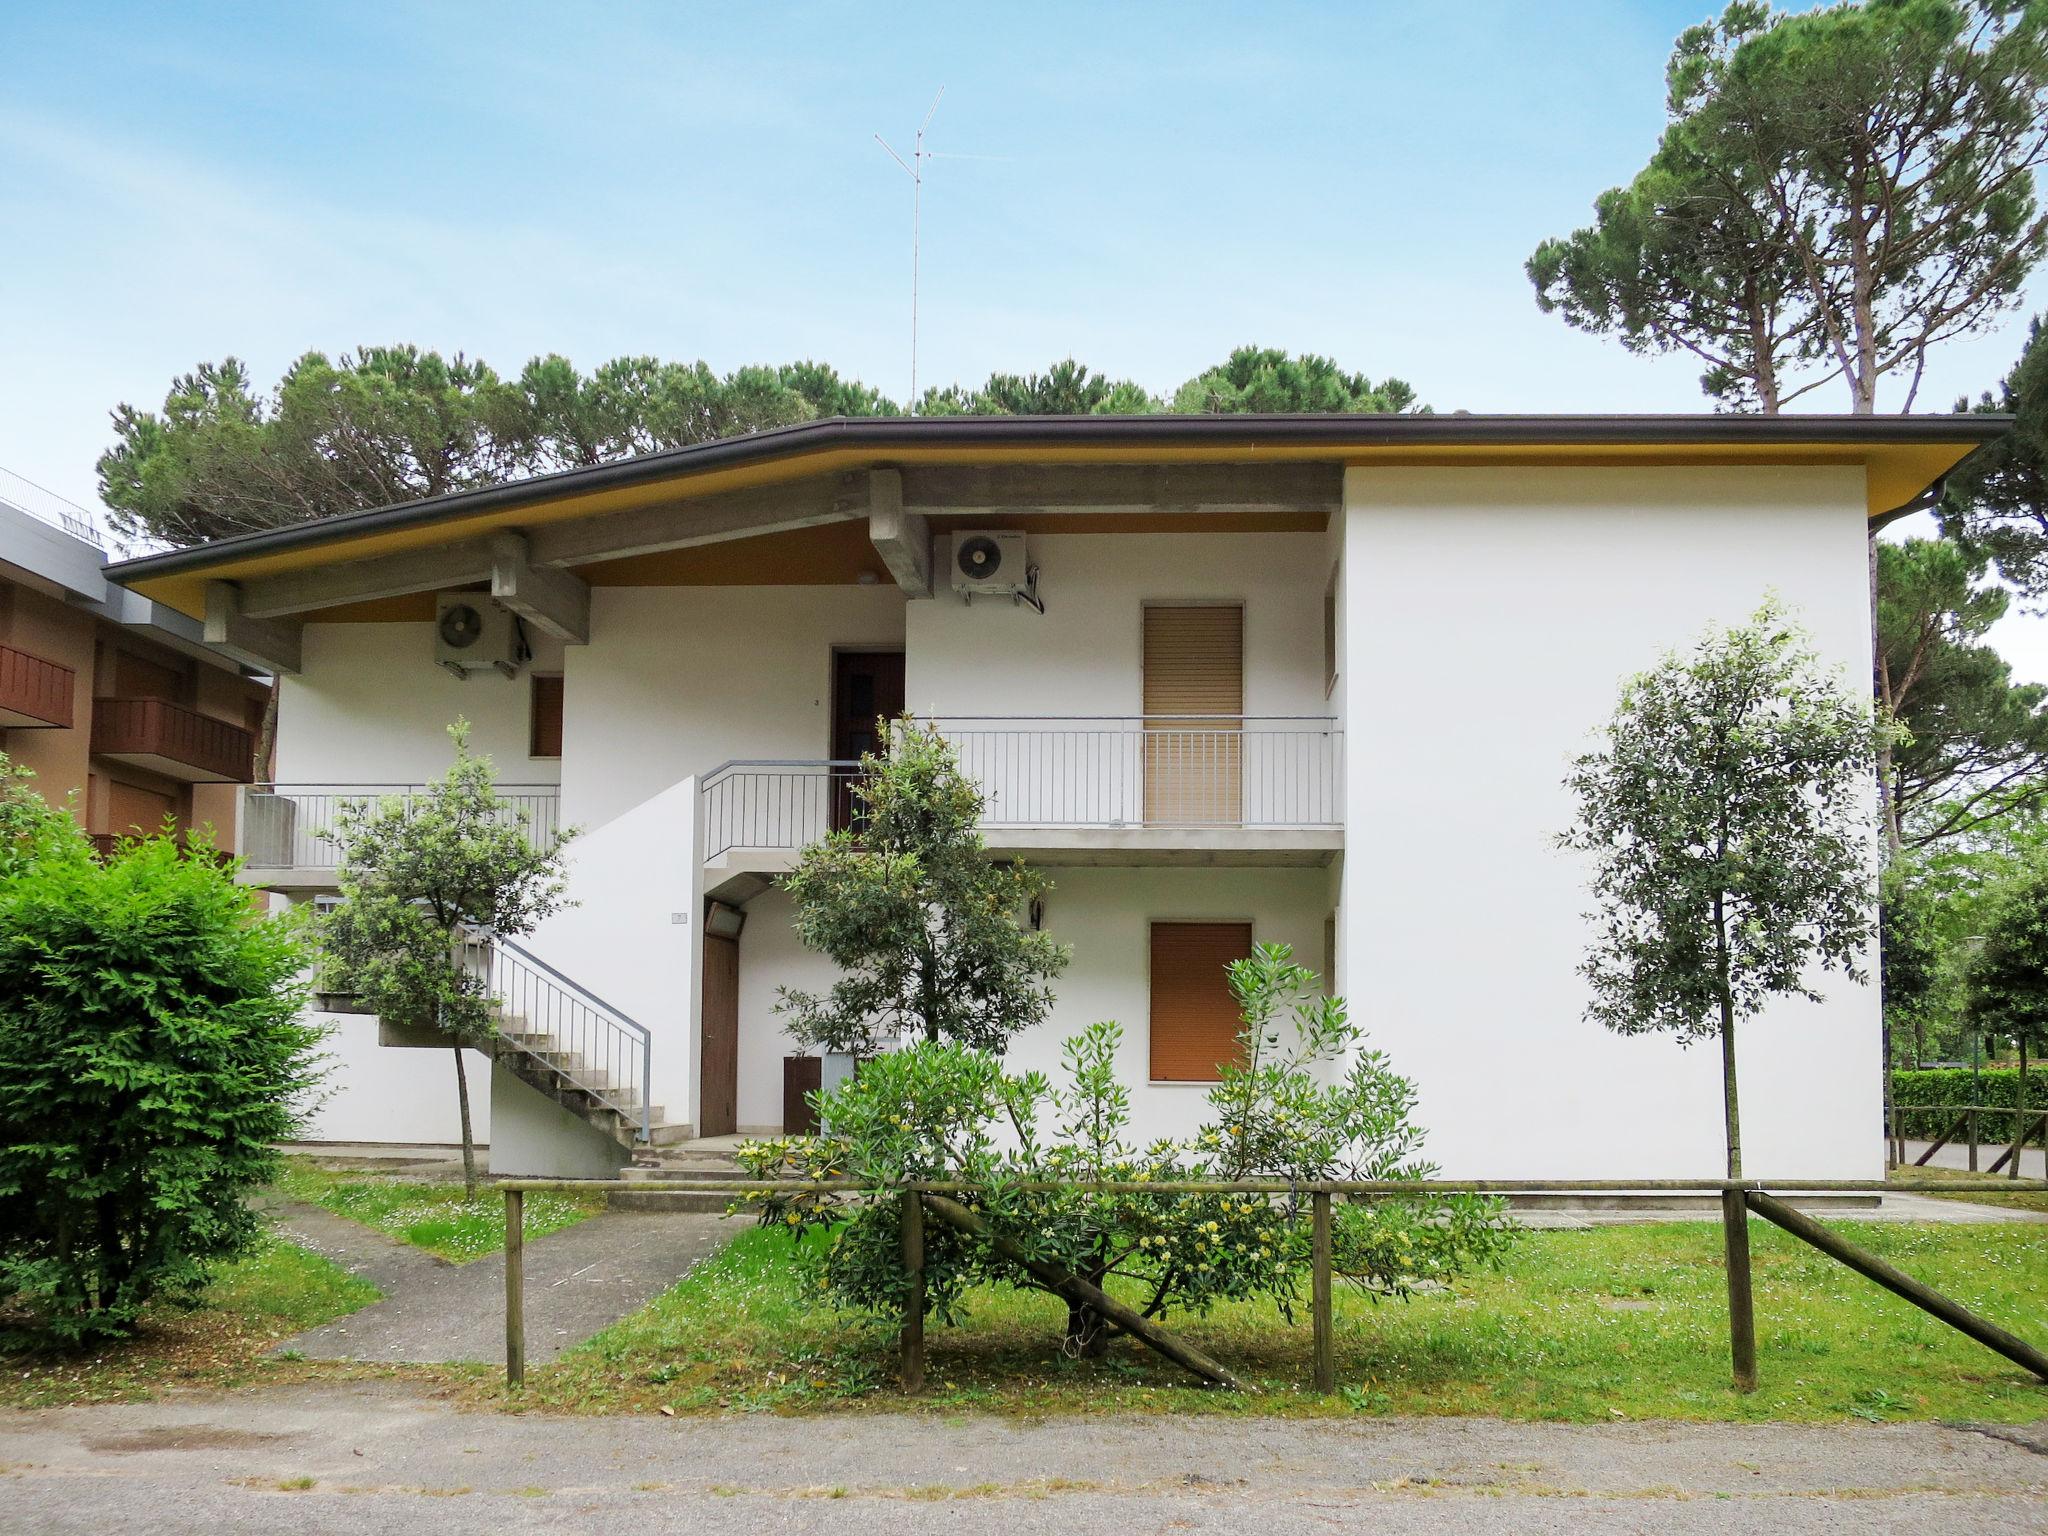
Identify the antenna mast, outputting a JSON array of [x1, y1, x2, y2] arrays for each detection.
[[875, 86, 945, 410]]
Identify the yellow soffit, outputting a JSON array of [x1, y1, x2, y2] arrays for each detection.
[[125, 436, 1978, 621]]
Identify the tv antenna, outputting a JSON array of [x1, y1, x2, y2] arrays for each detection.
[[875, 86, 945, 410]]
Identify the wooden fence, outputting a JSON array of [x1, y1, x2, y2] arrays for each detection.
[[497, 1176, 2048, 1397], [1887, 1102, 2048, 1175]]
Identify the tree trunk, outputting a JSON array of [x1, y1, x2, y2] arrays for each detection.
[[1715, 895, 1742, 1180], [252, 684, 279, 783], [453, 1045, 478, 1201]]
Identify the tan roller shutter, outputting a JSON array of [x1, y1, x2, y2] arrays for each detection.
[[1149, 921, 1253, 1082], [1143, 604, 1243, 823]]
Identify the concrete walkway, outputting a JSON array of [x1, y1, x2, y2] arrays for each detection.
[[274, 1211, 739, 1364], [266, 1203, 453, 1297], [1905, 1136, 2046, 1180], [0, 1382, 2042, 1533]]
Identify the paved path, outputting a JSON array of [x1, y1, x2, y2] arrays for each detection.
[[1905, 1136, 2047, 1180], [0, 1382, 2042, 1533], [274, 1212, 738, 1364], [266, 1203, 452, 1296]]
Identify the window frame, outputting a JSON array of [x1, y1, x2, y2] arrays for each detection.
[[528, 671, 564, 759]]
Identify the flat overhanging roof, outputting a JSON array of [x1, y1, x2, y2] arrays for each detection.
[[109, 411, 2010, 621]]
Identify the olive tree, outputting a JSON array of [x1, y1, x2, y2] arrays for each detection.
[[1559, 603, 1895, 1176], [319, 722, 575, 1197]]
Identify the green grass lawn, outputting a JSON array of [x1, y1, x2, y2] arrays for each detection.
[[520, 1217, 2048, 1424], [272, 1160, 605, 1261], [0, 1235, 384, 1408]]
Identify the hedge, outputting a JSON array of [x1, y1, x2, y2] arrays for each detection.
[[1890, 1068, 2045, 1146]]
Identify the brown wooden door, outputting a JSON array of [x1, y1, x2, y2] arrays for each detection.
[[699, 933, 739, 1137], [1142, 606, 1243, 824], [783, 1055, 823, 1135], [830, 650, 905, 832]]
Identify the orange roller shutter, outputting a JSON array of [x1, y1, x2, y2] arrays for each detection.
[[1149, 921, 1253, 1082]]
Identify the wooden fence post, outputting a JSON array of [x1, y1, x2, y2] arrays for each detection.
[[504, 1187, 525, 1390], [1747, 1191, 2048, 1383], [900, 1187, 925, 1392], [1311, 1189, 1334, 1395], [1721, 1187, 1757, 1394]]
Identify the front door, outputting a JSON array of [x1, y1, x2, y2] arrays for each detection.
[[699, 933, 739, 1137], [830, 650, 905, 831]]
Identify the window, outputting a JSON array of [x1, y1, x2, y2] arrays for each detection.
[[529, 673, 564, 758], [1149, 921, 1253, 1082]]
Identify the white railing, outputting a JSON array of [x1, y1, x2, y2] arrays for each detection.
[[931, 716, 1343, 829], [700, 761, 857, 862], [700, 718, 1342, 861], [241, 784, 561, 870], [0, 465, 105, 548]]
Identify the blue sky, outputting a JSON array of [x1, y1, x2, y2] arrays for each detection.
[[4, 2, 2045, 667]]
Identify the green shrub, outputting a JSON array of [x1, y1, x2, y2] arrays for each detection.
[[0, 833, 323, 1340], [740, 944, 1517, 1355], [1891, 1067, 2046, 1143]]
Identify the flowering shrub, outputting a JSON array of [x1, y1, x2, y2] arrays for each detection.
[[738, 944, 1516, 1354]]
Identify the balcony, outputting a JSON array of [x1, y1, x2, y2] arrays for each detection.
[[239, 783, 563, 883], [91, 696, 254, 783], [0, 641, 75, 728], [700, 717, 1343, 882]]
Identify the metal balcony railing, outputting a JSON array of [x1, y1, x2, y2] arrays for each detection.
[[0, 465, 106, 548], [240, 783, 561, 870], [700, 717, 1342, 862]]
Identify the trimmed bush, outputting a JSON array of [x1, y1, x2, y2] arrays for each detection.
[[1892, 1068, 2046, 1144], [0, 834, 323, 1340]]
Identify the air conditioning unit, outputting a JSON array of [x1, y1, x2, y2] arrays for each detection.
[[949, 530, 1029, 598], [434, 593, 519, 678]]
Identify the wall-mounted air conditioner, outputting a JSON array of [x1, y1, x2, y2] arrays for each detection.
[[434, 593, 519, 678], [949, 530, 1029, 598]]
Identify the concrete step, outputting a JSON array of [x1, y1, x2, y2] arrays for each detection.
[[607, 1187, 741, 1215], [618, 1163, 744, 1183]]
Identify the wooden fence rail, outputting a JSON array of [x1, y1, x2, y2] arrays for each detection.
[[497, 1175, 2048, 1396], [1887, 1102, 2047, 1177]]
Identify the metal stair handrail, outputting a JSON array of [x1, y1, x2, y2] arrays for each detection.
[[459, 930, 654, 1145]]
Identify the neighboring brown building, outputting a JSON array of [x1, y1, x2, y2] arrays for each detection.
[[0, 484, 267, 853]]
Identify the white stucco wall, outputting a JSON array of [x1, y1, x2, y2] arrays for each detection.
[[562, 585, 907, 831], [734, 866, 1334, 1144], [523, 775, 700, 1131], [1008, 865, 1334, 1144], [488, 1065, 629, 1177], [275, 621, 565, 786], [1338, 465, 1883, 1179], [296, 1011, 495, 1146], [905, 530, 1327, 717]]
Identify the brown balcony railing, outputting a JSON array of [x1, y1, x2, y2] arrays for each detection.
[[91, 696, 254, 783], [0, 641, 74, 728]]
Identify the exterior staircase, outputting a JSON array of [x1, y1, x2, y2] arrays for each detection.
[[459, 932, 688, 1154]]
